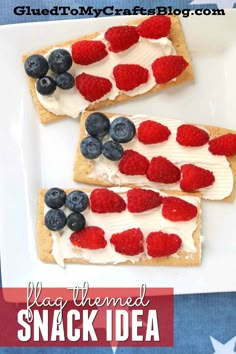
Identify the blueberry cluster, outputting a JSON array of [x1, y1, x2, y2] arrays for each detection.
[[80, 112, 136, 161], [24, 50, 75, 96], [44, 188, 89, 232]]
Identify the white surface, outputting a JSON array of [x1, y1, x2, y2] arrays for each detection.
[[0, 12, 236, 293]]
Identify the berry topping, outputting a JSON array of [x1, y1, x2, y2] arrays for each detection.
[[90, 188, 126, 213], [66, 190, 89, 213], [113, 64, 149, 91], [162, 196, 198, 222], [110, 228, 144, 256], [36, 76, 57, 96], [85, 112, 110, 139], [72, 40, 108, 65], [146, 231, 182, 257], [110, 117, 136, 143], [24, 54, 49, 79], [70, 226, 107, 250], [208, 133, 236, 156], [48, 49, 72, 74], [118, 150, 149, 176], [75, 73, 112, 102], [137, 15, 171, 39], [127, 188, 162, 213], [80, 136, 102, 159], [44, 209, 67, 231], [176, 124, 210, 147], [152, 55, 188, 84], [104, 25, 139, 52], [147, 156, 180, 184], [102, 140, 124, 161], [44, 188, 66, 209], [137, 120, 171, 144], [180, 164, 215, 192], [55, 72, 75, 90], [67, 212, 85, 232]]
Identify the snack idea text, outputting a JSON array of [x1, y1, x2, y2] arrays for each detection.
[[12, 282, 174, 346]]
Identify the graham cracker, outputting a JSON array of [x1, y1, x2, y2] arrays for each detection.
[[73, 111, 236, 202], [37, 188, 201, 266], [22, 15, 194, 124]]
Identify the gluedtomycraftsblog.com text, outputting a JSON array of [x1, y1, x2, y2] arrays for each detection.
[[13, 6, 225, 18]]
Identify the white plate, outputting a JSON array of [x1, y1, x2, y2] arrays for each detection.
[[1, 12, 236, 294]]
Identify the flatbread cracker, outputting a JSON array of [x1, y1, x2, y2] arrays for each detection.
[[22, 15, 194, 124], [37, 188, 201, 266], [73, 111, 236, 202]]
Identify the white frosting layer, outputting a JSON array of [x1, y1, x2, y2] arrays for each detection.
[[88, 115, 234, 200], [44, 187, 200, 267], [36, 33, 176, 117]]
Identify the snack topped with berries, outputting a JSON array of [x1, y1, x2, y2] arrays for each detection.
[[38, 187, 201, 267], [23, 15, 193, 123], [74, 111, 236, 201]]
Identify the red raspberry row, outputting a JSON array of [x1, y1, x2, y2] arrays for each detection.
[[176, 124, 236, 154], [137, 121, 210, 146], [89, 188, 197, 221], [131, 120, 236, 156], [70, 227, 182, 257], [72, 16, 171, 65], [75, 55, 188, 102], [118, 150, 215, 191]]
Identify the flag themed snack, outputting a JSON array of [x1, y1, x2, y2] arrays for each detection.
[[23, 15, 194, 123], [38, 187, 201, 266], [74, 111, 236, 201]]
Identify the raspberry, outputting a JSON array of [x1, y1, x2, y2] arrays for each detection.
[[208, 133, 236, 156], [176, 124, 210, 147], [90, 188, 126, 213], [110, 228, 144, 256], [127, 188, 162, 213], [180, 164, 215, 192], [118, 150, 149, 176], [146, 231, 182, 257], [137, 15, 171, 39], [162, 196, 197, 222], [137, 120, 171, 144], [146, 156, 180, 183], [70, 226, 107, 250], [152, 55, 188, 84], [104, 25, 139, 52], [75, 73, 112, 102], [72, 40, 108, 65], [113, 64, 149, 91]]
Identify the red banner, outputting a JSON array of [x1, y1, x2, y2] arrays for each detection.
[[0, 283, 173, 347]]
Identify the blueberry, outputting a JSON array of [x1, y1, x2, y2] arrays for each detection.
[[24, 54, 48, 79], [44, 188, 66, 209], [67, 212, 85, 231], [55, 72, 75, 90], [45, 209, 67, 231], [85, 112, 110, 139], [110, 117, 136, 143], [102, 140, 124, 161], [36, 76, 56, 95], [80, 136, 102, 159], [66, 191, 89, 212], [48, 49, 72, 74]]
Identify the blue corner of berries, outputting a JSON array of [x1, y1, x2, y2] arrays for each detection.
[[80, 112, 136, 161], [24, 49, 75, 95], [44, 188, 88, 232]]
